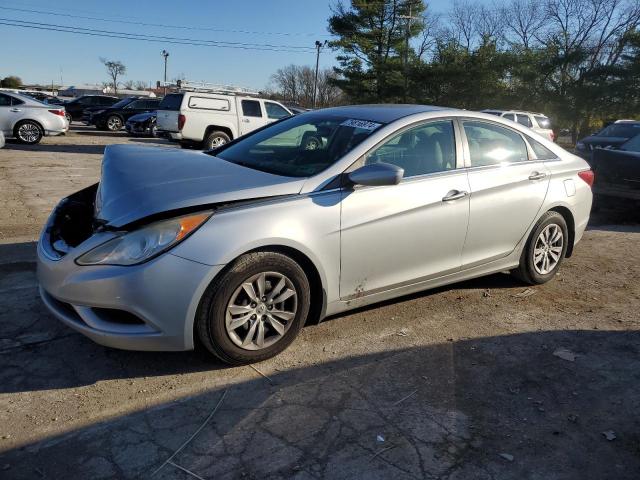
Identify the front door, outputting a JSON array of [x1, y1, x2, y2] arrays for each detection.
[[340, 119, 470, 299], [460, 119, 550, 267]]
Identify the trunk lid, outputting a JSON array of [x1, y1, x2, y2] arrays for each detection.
[[95, 145, 305, 227]]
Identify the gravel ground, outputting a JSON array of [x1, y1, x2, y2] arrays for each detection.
[[0, 127, 638, 479]]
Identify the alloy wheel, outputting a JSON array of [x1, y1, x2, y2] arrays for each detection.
[[107, 116, 122, 131], [533, 224, 563, 275], [210, 136, 226, 148], [225, 272, 297, 350], [17, 123, 41, 143]]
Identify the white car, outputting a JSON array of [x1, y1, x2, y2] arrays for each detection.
[[482, 110, 555, 142], [0, 91, 68, 144], [156, 84, 292, 149]]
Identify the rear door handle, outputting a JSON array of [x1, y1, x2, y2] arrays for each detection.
[[10, 108, 21, 112], [442, 190, 469, 202], [528, 171, 547, 181]]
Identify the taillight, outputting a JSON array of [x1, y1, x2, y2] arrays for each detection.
[[178, 114, 186, 130], [48, 109, 65, 117], [578, 169, 594, 188]]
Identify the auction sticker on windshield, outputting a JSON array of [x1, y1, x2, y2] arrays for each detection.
[[340, 119, 382, 130]]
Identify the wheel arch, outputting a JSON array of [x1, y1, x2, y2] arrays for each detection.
[[548, 205, 576, 257], [204, 125, 234, 142], [13, 118, 44, 136]]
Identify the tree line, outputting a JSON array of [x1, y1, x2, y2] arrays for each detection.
[[324, 0, 640, 140]]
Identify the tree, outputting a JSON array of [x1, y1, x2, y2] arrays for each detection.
[[328, 0, 426, 102], [100, 58, 126, 95], [0, 76, 22, 88], [270, 64, 343, 107]]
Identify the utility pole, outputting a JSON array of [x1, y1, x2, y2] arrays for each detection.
[[312, 40, 327, 109], [161, 50, 169, 95], [399, 2, 419, 102]]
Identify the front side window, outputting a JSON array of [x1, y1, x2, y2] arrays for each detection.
[[265, 102, 291, 119], [241, 100, 262, 117], [365, 120, 457, 177], [463, 121, 529, 166], [111, 98, 134, 109], [214, 115, 383, 177]]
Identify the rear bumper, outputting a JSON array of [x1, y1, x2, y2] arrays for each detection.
[[158, 130, 182, 141]]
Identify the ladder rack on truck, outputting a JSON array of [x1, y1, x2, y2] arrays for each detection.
[[162, 81, 260, 97]]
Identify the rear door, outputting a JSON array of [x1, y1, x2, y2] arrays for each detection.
[[460, 119, 550, 267], [156, 93, 183, 132], [239, 99, 267, 135], [0, 93, 13, 133]]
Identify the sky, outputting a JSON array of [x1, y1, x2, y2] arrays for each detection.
[[0, 0, 460, 91]]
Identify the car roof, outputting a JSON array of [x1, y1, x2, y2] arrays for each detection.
[[309, 104, 452, 123], [481, 109, 547, 117], [613, 119, 640, 124]]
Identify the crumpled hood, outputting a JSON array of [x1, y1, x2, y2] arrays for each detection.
[[95, 144, 305, 227]]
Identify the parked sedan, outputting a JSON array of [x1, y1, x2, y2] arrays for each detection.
[[0, 130, 4, 148], [90, 97, 162, 131], [0, 91, 68, 144], [125, 111, 157, 137], [38, 106, 592, 365], [589, 133, 640, 202], [575, 120, 640, 159]]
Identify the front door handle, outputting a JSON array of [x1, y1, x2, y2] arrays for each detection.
[[10, 108, 21, 112], [528, 171, 547, 181], [242, 118, 250, 123], [442, 190, 469, 202]]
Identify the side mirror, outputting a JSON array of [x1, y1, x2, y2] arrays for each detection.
[[348, 162, 404, 187]]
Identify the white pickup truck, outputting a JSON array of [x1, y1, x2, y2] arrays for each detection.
[[156, 89, 293, 149]]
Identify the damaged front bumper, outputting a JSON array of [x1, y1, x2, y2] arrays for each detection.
[[37, 185, 222, 351]]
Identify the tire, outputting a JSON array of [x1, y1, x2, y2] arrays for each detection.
[[513, 211, 569, 285], [203, 131, 230, 150], [106, 115, 123, 131], [14, 120, 43, 144], [65, 113, 72, 124], [196, 252, 311, 365], [303, 135, 322, 150]]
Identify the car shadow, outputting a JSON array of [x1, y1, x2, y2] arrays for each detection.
[[0, 330, 638, 479], [1, 142, 107, 155]]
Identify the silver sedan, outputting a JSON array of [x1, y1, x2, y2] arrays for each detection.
[[0, 91, 68, 144], [37, 106, 593, 364]]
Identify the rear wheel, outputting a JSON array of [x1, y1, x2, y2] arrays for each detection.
[[203, 131, 230, 150], [106, 115, 123, 131], [513, 211, 568, 284], [196, 252, 310, 365], [65, 112, 72, 124], [14, 120, 43, 144]]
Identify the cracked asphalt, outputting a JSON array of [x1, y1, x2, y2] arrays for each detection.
[[0, 127, 639, 479]]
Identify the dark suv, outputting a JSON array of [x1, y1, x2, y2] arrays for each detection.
[[63, 95, 119, 122], [575, 120, 640, 160], [88, 97, 162, 131]]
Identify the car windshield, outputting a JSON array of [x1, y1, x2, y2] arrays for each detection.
[[213, 114, 385, 177], [598, 123, 640, 138], [110, 98, 135, 109], [620, 134, 640, 153]]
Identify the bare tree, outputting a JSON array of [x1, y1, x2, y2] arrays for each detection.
[[416, 10, 443, 60], [448, 0, 478, 50], [100, 58, 126, 95], [270, 65, 342, 108], [501, 0, 546, 48], [271, 64, 301, 104], [475, 2, 504, 44]]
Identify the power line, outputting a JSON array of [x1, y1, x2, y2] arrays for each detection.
[[0, 18, 319, 53], [0, 5, 332, 37]]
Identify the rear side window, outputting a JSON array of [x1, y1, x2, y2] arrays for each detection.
[[0, 94, 11, 106], [516, 114, 533, 128], [158, 93, 183, 111], [265, 102, 290, 119], [188, 96, 230, 111], [241, 100, 262, 117], [463, 121, 529, 166], [503, 113, 516, 121], [527, 136, 557, 160]]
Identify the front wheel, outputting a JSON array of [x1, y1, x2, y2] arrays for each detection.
[[196, 252, 311, 365], [513, 211, 569, 285], [14, 120, 43, 144]]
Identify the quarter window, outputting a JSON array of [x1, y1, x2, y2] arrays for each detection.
[[365, 120, 457, 177], [527, 137, 557, 160], [241, 100, 262, 117], [463, 121, 529, 166], [0, 94, 11, 106]]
